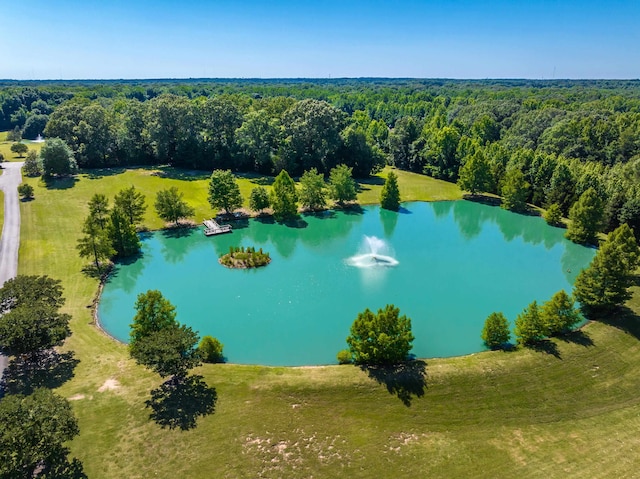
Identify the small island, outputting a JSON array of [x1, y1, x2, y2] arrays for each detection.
[[219, 246, 271, 269]]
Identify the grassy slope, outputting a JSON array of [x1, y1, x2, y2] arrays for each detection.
[[17, 167, 640, 478]]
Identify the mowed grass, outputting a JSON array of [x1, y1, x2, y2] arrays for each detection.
[[0, 130, 45, 161], [15, 167, 640, 478]]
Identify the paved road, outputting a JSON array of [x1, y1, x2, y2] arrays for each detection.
[[0, 162, 24, 382]]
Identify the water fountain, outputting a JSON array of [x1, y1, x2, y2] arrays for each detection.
[[346, 235, 399, 268], [33, 134, 44, 143]]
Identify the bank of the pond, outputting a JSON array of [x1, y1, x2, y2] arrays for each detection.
[[98, 201, 595, 366]]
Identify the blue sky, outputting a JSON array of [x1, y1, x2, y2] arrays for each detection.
[[2, 0, 639, 79]]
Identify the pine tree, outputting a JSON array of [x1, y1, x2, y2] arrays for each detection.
[[514, 301, 546, 345], [566, 187, 604, 245], [481, 312, 511, 349], [540, 290, 581, 335], [380, 170, 401, 211]]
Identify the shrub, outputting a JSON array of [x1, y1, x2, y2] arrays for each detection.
[[18, 183, 34, 200], [543, 203, 563, 226], [336, 349, 353, 364], [481, 312, 510, 349], [198, 336, 224, 363]]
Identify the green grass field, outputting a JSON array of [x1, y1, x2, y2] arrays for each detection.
[[0, 130, 45, 161], [14, 167, 640, 478]]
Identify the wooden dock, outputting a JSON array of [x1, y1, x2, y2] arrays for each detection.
[[203, 219, 232, 236]]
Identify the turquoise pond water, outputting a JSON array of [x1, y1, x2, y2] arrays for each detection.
[[98, 201, 596, 366]]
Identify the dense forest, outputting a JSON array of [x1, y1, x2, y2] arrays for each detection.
[[2, 78, 640, 234]]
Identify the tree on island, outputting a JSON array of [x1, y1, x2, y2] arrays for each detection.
[[155, 187, 195, 225], [40, 138, 77, 177], [208, 169, 243, 215], [249, 186, 270, 214], [0, 388, 86, 479], [565, 187, 604, 245], [270, 169, 298, 221], [380, 170, 401, 211], [346, 304, 414, 365], [298, 167, 327, 211], [481, 312, 511, 349], [457, 150, 492, 196], [573, 223, 640, 311], [10, 142, 28, 158], [329, 164, 357, 206], [114, 185, 147, 226]]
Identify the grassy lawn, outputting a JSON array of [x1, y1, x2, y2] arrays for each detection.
[[15, 167, 640, 478], [0, 130, 45, 161]]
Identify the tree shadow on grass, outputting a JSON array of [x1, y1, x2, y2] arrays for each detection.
[[557, 329, 595, 347], [361, 360, 427, 407], [0, 350, 79, 396], [356, 176, 385, 192], [595, 305, 640, 341], [529, 340, 562, 359], [146, 374, 217, 430], [148, 167, 210, 181], [83, 167, 126, 179], [42, 176, 78, 190], [80, 263, 112, 280]]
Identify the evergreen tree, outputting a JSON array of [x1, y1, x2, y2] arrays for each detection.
[[18, 183, 34, 200], [574, 223, 640, 309], [540, 290, 581, 335], [566, 187, 604, 245], [114, 185, 147, 225], [346, 304, 414, 365], [129, 290, 177, 343], [270, 169, 298, 221], [88, 193, 110, 230], [514, 301, 546, 345], [76, 216, 115, 273], [298, 167, 327, 210], [481, 312, 511, 349], [380, 170, 401, 211], [107, 207, 141, 257], [329, 164, 357, 205], [545, 162, 575, 215]]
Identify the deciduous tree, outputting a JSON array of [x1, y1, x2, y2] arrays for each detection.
[[10, 142, 28, 157], [155, 187, 195, 225], [40, 138, 77, 176], [129, 290, 177, 343], [328, 164, 357, 205], [0, 275, 65, 314], [0, 388, 85, 479], [514, 301, 546, 345], [208, 169, 243, 214], [76, 216, 115, 273], [457, 150, 492, 196], [107, 207, 141, 257], [298, 167, 327, 210], [249, 186, 270, 213], [501, 168, 529, 212], [540, 290, 581, 335]]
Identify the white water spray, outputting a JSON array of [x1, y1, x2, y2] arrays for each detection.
[[346, 235, 399, 268]]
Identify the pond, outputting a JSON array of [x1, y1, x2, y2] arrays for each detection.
[[98, 201, 596, 366]]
